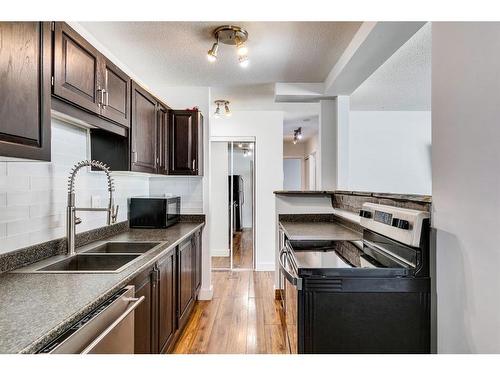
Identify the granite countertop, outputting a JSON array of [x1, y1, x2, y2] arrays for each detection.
[[274, 190, 432, 204], [279, 220, 362, 241], [0, 222, 204, 354]]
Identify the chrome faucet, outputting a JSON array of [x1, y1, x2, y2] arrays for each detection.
[[66, 160, 119, 256]]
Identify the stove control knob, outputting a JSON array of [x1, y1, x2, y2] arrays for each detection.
[[392, 218, 410, 230], [359, 209, 372, 218]]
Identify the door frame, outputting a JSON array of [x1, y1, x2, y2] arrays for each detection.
[[210, 137, 256, 271]]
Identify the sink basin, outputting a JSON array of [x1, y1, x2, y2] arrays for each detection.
[[36, 254, 140, 272], [82, 242, 161, 254]]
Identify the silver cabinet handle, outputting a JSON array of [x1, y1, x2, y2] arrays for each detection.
[[101, 89, 107, 109], [97, 88, 103, 107], [105, 89, 109, 107], [80, 295, 145, 354], [132, 151, 137, 163], [192, 159, 196, 171]]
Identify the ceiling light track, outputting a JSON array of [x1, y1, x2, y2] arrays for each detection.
[[293, 127, 303, 144], [207, 25, 249, 67], [214, 100, 231, 117]]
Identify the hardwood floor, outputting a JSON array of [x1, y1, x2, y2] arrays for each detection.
[[172, 271, 289, 354], [211, 229, 253, 270]]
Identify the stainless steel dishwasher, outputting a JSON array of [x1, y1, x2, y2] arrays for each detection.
[[37, 285, 143, 354]]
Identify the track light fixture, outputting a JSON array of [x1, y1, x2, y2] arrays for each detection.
[[207, 25, 249, 67], [207, 39, 219, 62], [214, 100, 231, 117], [293, 127, 303, 144]]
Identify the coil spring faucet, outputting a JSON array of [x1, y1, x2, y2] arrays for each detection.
[[66, 160, 118, 256]]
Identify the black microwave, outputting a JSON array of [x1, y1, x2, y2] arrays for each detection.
[[128, 196, 181, 228]]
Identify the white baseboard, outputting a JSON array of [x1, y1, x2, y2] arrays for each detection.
[[198, 285, 213, 300], [255, 262, 275, 271], [211, 248, 230, 257]]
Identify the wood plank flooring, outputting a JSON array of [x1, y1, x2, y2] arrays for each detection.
[[172, 271, 289, 354], [212, 229, 253, 269]]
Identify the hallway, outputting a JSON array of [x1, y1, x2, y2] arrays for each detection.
[[173, 271, 289, 354]]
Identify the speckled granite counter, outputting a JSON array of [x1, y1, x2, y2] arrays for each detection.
[[279, 221, 361, 241], [0, 222, 203, 354]]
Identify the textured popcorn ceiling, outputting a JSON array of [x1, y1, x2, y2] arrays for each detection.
[[350, 22, 431, 111], [79, 21, 361, 86]]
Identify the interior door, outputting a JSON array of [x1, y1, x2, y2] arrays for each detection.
[[130, 82, 157, 173], [53, 22, 102, 114], [0, 22, 51, 161]]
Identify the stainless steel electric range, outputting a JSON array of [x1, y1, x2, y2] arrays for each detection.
[[279, 203, 431, 354]]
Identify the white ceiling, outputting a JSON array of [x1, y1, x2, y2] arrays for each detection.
[[210, 83, 319, 140], [350, 22, 431, 111], [80, 22, 361, 86]]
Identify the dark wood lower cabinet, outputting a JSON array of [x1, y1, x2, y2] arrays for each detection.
[[178, 238, 194, 328], [158, 250, 176, 353], [132, 266, 157, 354], [132, 229, 202, 354]]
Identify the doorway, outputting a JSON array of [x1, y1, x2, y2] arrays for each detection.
[[210, 140, 255, 270]]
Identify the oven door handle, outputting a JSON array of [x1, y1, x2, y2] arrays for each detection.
[[279, 248, 302, 290]]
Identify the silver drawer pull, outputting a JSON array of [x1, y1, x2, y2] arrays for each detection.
[[80, 295, 145, 354]]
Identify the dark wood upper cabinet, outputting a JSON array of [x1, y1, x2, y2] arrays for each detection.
[[178, 238, 194, 327], [130, 82, 158, 173], [157, 250, 176, 353], [100, 57, 130, 127], [157, 103, 169, 175], [169, 110, 203, 176], [53, 22, 102, 114], [0, 22, 51, 161]]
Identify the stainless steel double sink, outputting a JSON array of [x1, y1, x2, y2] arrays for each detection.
[[14, 241, 162, 274]]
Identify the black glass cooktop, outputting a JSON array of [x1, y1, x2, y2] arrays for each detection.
[[288, 236, 417, 278]]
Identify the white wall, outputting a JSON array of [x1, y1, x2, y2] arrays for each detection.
[[233, 148, 254, 229], [283, 140, 306, 189], [209, 142, 229, 256], [0, 119, 150, 255], [348, 111, 431, 195], [433, 22, 500, 353], [211, 111, 283, 271], [149, 177, 203, 213], [283, 159, 302, 190]]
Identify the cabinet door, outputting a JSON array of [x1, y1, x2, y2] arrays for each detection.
[[168, 110, 199, 175], [130, 82, 157, 173], [100, 57, 130, 127], [53, 22, 102, 114], [193, 231, 202, 292], [158, 251, 176, 353], [178, 238, 194, 324], [0, 22, 51, 161], [157, 104, 169, 175], [133, 267, 157, 354]]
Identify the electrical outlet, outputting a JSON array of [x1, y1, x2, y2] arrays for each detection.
[[91, 195, 101, 208]]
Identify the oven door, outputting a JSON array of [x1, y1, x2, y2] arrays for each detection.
[[279, 242, 302, 354]]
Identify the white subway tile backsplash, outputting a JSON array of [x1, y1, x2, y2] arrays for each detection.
[[0, 118, 203, 255], [0, 119, 150, 255]]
